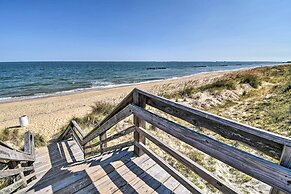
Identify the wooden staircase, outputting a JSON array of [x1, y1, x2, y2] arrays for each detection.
[[1, 88, 291, 193], [18, 139, 191, 194]]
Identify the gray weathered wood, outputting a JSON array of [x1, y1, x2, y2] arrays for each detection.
[[270, 145, 291, 194], [137, 89, 291, 159], [0, 145, 34, 162], [82, 105, 132, 145], [100, 132, 107, 151], [72, 120, 86, 138], [0, 178, 25, 194], [59, 123, 73, 140], [84, 126, 135, 150], [83, 89, 134, 140], [72, 130, 84, 152], [136, 126, 238, 194], [134, 141, 204, 194], [0, 168, 21, 179], [85, 140, 134, 158], [18, 164, 27, 187], [24, 131, 35, 157], [0, 165, 33, 179], [133, 91, 146, 156], [130, 104, 291, 193]]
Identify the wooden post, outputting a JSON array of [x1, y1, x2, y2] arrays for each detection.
[[133, 91, 146, 156], [100, 132, 107, 152], [18, 163, 27, 187], [24, 131, 35, 157], [270, 145, 291, 194]]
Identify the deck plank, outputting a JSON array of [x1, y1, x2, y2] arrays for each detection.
[[23, 140, 196, 194]]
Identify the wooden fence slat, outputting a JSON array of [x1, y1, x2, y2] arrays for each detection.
[[84, 89, 134, 140], [270, 145, 291, 194], [136, 127, 238, 194], [0, 178, 25, 194], [0, 145, 34, 162], [84, 126, 135, 150], [0, 166, 34, 179], [71, 120, 86, 138], [71, 130, 84, 152], [134, 141, 204, 194], [85, 140, 134, 158], [59, 123, 73, 140], [82, 105, 132, 145], [137, 89, 291, 159], [130, 104, 291, 193], [0, 168, 21, 179]]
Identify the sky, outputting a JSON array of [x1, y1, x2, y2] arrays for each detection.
[[0, 0, 290, 61]]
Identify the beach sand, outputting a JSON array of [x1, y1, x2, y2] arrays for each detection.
[[0, 69, 240, 140]]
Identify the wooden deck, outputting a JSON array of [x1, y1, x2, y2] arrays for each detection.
[[19, 140, 190, 194]]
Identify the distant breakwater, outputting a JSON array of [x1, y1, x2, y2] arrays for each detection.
[[0, 61, 279, 101]]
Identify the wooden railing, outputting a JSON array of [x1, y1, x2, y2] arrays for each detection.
[[59, 88, 291, 194], [0, 131, 35, 193]]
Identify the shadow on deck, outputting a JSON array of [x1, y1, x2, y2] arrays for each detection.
[[23, 140, 189, 194]]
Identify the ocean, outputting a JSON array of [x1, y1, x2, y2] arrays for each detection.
[[0, 61, 279, 102]]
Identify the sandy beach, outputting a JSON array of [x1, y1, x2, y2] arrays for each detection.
[[0, 69, 251, 140]]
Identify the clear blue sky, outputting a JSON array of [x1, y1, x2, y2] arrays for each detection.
[[0, 0, 290, 61]]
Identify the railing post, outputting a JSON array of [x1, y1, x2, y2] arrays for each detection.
[[18, 163, 27, 187], [270, 145, 291, 194], [133, 90, 146, 156], [100, 133, 107, 152], [24, 131, 35, 181]]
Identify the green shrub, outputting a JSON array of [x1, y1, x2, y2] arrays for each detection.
[[199, 79, 236, 92], [283, 84, 291, 93], [91, 101, 114, 115], [0, 128, 22, 146], [34, 133, 46, 147], [239, 74, 261, 88], [178, 86, 194, 97]]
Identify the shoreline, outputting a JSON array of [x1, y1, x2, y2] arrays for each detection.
[[0, 64, 283, 140], [0, 63, 281, 104]]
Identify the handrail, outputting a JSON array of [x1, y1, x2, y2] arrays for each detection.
[[59, 88, 291, 193], [0, 131, 35, 194], [136, 88, 291, 159]]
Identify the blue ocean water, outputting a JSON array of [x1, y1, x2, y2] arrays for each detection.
[[0, 61, 279, 101]]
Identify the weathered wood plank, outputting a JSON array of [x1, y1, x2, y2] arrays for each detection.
[[24, 131, 35, 157], [134, 164, 171, 194], [71, 120, 86, 138], [99, 131, 107, 150], [0, 168, 21, 178], [83, 89, 135, 142], [84, 126, 135, 150], [85, 140, 134, 158], [0, 178, 25, 194], [137, 89, 291, 159], [59, 123, 73, 140], [82, 105, 132, 145], [72, 129, 84, 152], [133, 91, 146, 156], [136, 126, 238, 194], [0, 141, 15, 150], [134, 141, 204, 194], [270, 145, 291, 194], [0, 145, 34, 162], [131, 104, 291, 193], [96, 155, 154, 193]]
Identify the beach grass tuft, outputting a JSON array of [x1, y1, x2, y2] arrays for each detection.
[[198, 79, 236, 92], [238, 74, 261, 88]]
